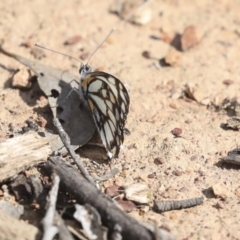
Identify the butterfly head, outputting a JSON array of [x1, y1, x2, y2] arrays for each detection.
[[79, 64, 93, 79]]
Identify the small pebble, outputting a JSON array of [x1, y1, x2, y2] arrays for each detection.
[[154, 157, 164, 165], [106, 36, 116, 44], [215, 201, 225, 209], [234, 187, 240, 197], [30, 48, 46, 59], [164, 170, 170, 176], [160, 223, 171, 232], [212, 183, 230, 200], [169, 213, 178, 220], [150, 35, 161, 40], [36, 116, 47, 128], [179, 187, 188, 193], [42, 176, 51, 186], [169, 102, 177, 109], [105, 185, 121, 198], [22, 40, 33, 48], [172, 170, 182, 176], [164, 48, 182, 67], [160, 33, 173, 43], [181, 25, 198, 51], [190, 155, 198, 161], [185, 119, 192, 124], [31, 203, 40, 209], [12, 68, 33, 89], [140, 205, 150, 213], [185, 98, 193, 103], [80, 52, 89, 61], [37, 95, 48, 108], [25, 119, 39, 131], [194, 177, 203, 186], [147, 173, 155, 178], [171, 128, 182, 137], [116, 199, 136, 213], [142, 50, 151, 59], [223, 79, 234, 86], [64, 35, 82, 45]]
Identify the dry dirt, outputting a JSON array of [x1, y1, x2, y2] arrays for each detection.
[[1, 0, 240, 239]]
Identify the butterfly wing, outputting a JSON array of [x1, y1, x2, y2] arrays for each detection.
[[81, 71, 130, 158]]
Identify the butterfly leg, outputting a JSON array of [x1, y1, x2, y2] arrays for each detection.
[[68, 79, 79, 86], [64, 87, 79, 100], [65, 79, 85, 101], [61, 78, 86, 109]]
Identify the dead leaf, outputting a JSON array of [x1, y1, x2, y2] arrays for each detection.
[[124, 183, 152, 204]]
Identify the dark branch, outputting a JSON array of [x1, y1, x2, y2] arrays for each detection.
[[53, 118, 95, 185], [46, 156, 156, 240]]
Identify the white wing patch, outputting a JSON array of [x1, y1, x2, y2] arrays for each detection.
[[90, 95, 107, 115], [88, 79, 102, 92], [97, 76, 119, 101]]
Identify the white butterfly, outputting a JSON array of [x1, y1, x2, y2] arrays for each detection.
[[80, 64, 130, 159]]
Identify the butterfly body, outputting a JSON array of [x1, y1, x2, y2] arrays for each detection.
[[79, 64, 130, 159]]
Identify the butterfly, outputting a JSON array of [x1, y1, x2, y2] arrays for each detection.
[[35, 30, 130, 159], [79, 64, 130, 159]]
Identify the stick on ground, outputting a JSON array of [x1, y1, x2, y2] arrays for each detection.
[[53, 118, 95, 185], [46, 156, 164, 240], [154, 196, 204, 213], [42, 174, 60, 240], [0, 132, 51, 182]]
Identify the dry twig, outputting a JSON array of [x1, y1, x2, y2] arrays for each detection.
[[53, 118, 95, 185], [154, 196, 204, 213], [46, 156, 165, 240], [0, 132, 51, 182], [42, 173, 60, 240]]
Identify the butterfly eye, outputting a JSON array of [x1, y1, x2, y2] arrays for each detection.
[[79, 64, 92, 76], [85, 65, 92, 72]]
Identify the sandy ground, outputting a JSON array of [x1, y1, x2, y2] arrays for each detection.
[[1, 0, 240, 239]]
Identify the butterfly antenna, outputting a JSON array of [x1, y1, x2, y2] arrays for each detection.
[[34, 43, 83, 64], [87, 28, 115, 65]]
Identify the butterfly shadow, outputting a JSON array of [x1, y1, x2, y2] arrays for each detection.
[[0, 45, 96, 153]]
